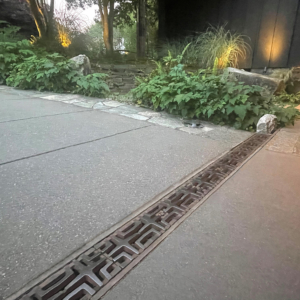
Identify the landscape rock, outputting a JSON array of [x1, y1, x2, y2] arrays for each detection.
[[265, 68, 290, 80], [227, 67, 285, 96], [284, 67, 300, 94], [70, 55, 92, 76], [257, 114, 277, 134]]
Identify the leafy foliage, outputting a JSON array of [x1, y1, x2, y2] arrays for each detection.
[[275, 90, 300, 104], [132, 52, 299, 130], [74, 73, 109, 96], [6, 53, 109, 96], [1, 24, 109, 97], [0, 24, 36, 84], [6, 53, 76, 92]]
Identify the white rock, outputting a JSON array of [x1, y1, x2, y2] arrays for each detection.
[[257, 114, 277, 134], [70, 54, 92, 76]]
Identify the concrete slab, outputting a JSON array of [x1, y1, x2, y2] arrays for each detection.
[[0, 99, 87, 123], [0, 88, 46, 98], [0, 89, 255, 299], [0, 126, 233, 299], [0, 91, 36, 101], [0, 110, 150, 163], [103, 140, 300, 300]]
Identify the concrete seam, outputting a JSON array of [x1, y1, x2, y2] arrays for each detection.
[[0, 110, 92, 124], [0, 125, 152, 166]]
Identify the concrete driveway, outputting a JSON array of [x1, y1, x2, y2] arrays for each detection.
[[0, 87, 251, 299]]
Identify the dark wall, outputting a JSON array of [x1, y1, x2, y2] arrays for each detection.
[[0, 0, 37, 38], [159, 0, 300, 68]]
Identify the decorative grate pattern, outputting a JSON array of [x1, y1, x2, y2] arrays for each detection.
[[17, 133, 271, 300]]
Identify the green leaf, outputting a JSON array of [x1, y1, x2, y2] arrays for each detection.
[[207, 108, 214, 118], [234, 105, 247, 121]]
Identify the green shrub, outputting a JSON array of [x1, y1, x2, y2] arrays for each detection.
[[0, 23, 35, 84], [6, 53, 109, 96], [73, 73, 109, 97], [132, 54, 299, 130], [1, 24, 109, 97], [7, 53, 76, 92]]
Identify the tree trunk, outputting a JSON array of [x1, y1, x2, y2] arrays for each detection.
[[48, 0, 55, 38], [98, 0, 113, 55], [26, 0, 47, 38], [137, 0, 146, 57], [108, 0, 114, 50]]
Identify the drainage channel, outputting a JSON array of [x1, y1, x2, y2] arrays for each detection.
[[11, 133, 272, 300]]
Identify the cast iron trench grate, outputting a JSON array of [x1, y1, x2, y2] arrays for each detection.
[[15, 133, 271, 300]]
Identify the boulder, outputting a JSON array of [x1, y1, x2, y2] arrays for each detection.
[[70, 55, 92, 76], [284, 67, 300, 94], [263, 68, 290, 80], [256, 114, 277, 134], [227, 67, 285, 96]]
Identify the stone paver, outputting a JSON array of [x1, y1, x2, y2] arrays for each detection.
[[93, 102, 111, 110], [119, 113, 149, 121], [73, 101, 96, 108], [148, 116, 185, 129], [266, 121, 300, 156], [103, 100, 125, 107], [62, 99, 81, 104], [266, 131, 300, 155], [41, 94, 80, 101], [180, 126, 214, 134], [138, 111, 161, 117]]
